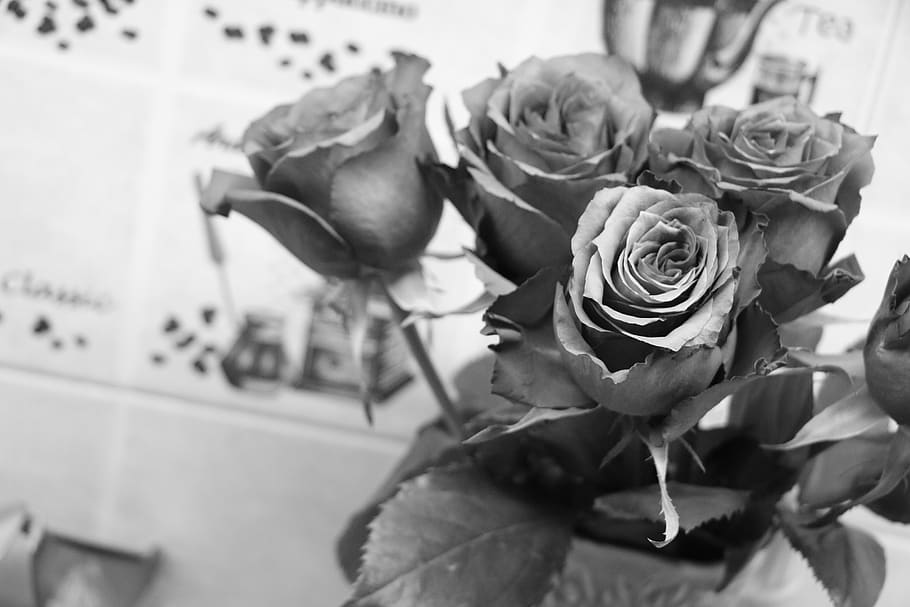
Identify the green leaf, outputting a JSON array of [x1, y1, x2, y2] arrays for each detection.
[[487, 265, 567, 327], [346, 464, 573, 607], [787, 349, 866, 386], [759, 256, 865, 324], [465, 406, 598, 444], [594, 482, 751, 534], [657, 304, 788, 442], [764, 386, 890, 451], [489, 316, 592, 410], [728, 371, 815, 446], [335, 419, 464, 582], [779, 512, 885, 607], [465, 160, 571, 282], [466, 405, 627, 491], [641, 435, 678, 548], [819, 427, 910, 523], [799, 435, 892, 508], [463, 249, 517, 297], [866, 477, 910, 524]]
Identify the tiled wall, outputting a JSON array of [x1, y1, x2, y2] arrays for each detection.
[[1, 1, 909, 605]]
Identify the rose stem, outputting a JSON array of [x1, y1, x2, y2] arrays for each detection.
[[385, 293, 464, 439]]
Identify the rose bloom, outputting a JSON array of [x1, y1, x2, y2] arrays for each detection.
[[445, 54, 655, 285], [554, 186, 745, 416], [203, 53, 442, 278], [649, 97, 875, 319], [865, 256, 910, 423]]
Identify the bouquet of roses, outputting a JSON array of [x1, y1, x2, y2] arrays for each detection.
[[202, 51, 909, 607]]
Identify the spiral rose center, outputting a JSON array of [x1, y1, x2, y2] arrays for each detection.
[[736, 113, 813, 161], [518, 75, 609, 157], [612, 213, 703, 303]]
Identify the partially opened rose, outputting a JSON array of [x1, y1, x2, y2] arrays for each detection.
[[650, 97, 875, 320], [865, 256, 910, 423], [554, 186, 744, 416], [202, 52, 442, 278], [442, 54, 655, 285]]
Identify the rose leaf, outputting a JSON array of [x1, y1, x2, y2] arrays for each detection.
[[488, 265, 567, 327], [779, 511, 885, 607], [659, 305, 788, 442], [787, 348, 866, 386], [488, 306, 592, 410], [594, 482, 750, 534], [759, 256, 864, 324], [345, 464, 573, 607], [641, 436, 678, 548], [336, 418, 464, 581], [728, 372, 815, 447], [764, 386, 890, 451], [464, 249, 517, 297], [464, 406, 598, 445], [816, 427, 910, 523], [798, 435, 893, 509], [466, 164, 572, 282]]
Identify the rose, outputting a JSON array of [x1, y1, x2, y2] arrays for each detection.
[[202, 53, 442, 278], [442, 54, 655, 285], [864, 256, 910, 423], [553, 186, 744, 416], [649, 97, 875, 320]]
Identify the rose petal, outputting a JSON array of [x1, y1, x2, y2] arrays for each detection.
[[242, 104, 295, 183], [264, 108, 398, 215], [329, 134, 441, 270], [554, 288, 723, 416]]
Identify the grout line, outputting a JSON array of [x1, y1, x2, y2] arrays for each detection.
[[97, 0, 192, 537], [0, 364, 409, 451]]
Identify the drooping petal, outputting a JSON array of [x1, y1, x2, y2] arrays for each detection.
[[205, 181, 360, 278]]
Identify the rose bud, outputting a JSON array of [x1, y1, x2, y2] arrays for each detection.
[[439, 54, 655, 286], [554, 186, 743, 416], [864, 256, 910, 423], [202, 52, 443, 278], [650, 97, 875, 321]]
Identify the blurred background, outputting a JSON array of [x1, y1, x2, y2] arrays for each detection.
[[0, 0, 908, 604]]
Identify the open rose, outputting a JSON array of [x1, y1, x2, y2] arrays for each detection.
[[650, 97, 875, 321], [865, 256, 910, 423], [201, 53, 442, 278], [553, 186, 745, 416], [440, 54, 655, 286]]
